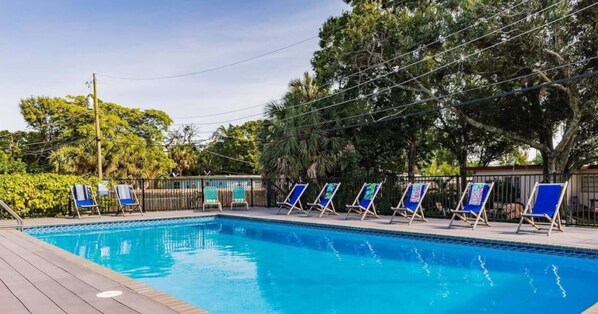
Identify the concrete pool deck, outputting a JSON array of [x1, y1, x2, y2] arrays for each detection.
[[1, 208, 597, 313]]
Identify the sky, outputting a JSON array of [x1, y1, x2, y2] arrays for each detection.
[[0, 0, 348, 136]]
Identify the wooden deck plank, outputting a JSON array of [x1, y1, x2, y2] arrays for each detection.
[[0, 257, 64, 314], [0, 232, 141, 314], [7, 232, 179, 314], [0, 279, 30, 314], [0, 240, 98, 313], [1, 231, 179, 314], [34, 279, 102, 314]]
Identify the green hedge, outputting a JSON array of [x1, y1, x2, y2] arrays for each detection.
[[0, 174, 100, 217]]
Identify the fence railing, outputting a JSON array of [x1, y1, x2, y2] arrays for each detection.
[[91, 176, 266, 215], [262, 173, 597, 227], [82, 173, 597, 227]]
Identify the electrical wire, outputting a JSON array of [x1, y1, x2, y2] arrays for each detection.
[[99, 36, 319, 80], [267, 70, 598, 142], [268, 57, 597, 132], [173, 0, 555, 124], [170, 0, 531, 120]]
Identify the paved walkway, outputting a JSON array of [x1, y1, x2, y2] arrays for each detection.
[[1, 208, 596, 313]]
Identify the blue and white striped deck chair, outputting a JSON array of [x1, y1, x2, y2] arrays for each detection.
[[115, 184, 143, 216], [449, 182, 494, 230], [71, 185, 101, 219], [276, 183, 309, 215], [306, 183, 341, 217], [345, 182, 383, 221], [517, 182, 568, 236], [389, 182, 431, 225]]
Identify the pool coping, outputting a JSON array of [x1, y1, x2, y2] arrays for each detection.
[[20, 212, 598, 313], [217, 214, 598, 259], [25, 214, 597, 259]]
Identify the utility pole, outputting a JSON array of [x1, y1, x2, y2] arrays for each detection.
[[92, 73, 103, 179]]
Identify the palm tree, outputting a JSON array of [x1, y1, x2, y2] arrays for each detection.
[[261, 73, 346, 180]]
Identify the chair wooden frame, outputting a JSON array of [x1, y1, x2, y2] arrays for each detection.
[[345, 182, 383, 221], [115, 184, 143, 216], [516, 182, 568, 236], [448, 182, 495, 230], [276, 183, 309, 215], [306, 183, 341, 217], [389, 182, 431, 225], [71, 185, 101, 219]]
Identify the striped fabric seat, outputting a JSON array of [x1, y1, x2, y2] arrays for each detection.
[[71, 185, 101, 219], [115, 184, 143, 216]]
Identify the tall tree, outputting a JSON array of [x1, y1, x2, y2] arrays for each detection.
[[19, 95, 173, 178], [433, 0, 598, 174], [261, 73, 350, 179], [199, 120, 264, 175]]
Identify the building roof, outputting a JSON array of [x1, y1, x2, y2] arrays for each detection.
[[463, 165, 543, 172]]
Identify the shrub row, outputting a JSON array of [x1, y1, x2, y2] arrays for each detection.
[[0, 174, 99, 217]]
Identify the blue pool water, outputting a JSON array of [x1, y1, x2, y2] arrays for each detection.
[[28, 217, 597, 313]]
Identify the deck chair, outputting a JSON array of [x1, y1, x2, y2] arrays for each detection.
[[345, 182, 383, 220], [448, 182, 494, 230], [202, 186, 222, 212], [115, 184, 143, 216], [71, 185, 101, 219], [389, 182, 431, 225], [276, 183, 309, 215], [306, 183, 341, 217], [230, 186, 249, 210], [516, 182, 568, 236]]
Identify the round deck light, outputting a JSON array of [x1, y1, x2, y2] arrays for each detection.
[[96, 290, 123, 298]]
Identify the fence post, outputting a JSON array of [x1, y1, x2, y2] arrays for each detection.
[[250, 178, 254, 207], [201, 178, 205, 205], [141, 178, 146, 213], [266, 178, 271, 208]]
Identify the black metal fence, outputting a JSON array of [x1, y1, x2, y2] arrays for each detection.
[[89, 173, 597, 227], [263, 173, 598, 227]]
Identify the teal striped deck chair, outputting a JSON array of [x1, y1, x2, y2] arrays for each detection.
[[389, 182, 431, 225], [276, 183, 309, 215], [449, 182, 494, 230], [306, 183, 341, 217], [230, 185, 249, 210], [517, 182, 568, 236], [202, 186, 222, 212], [71, 184, 101, 219], [345, 182, 383, 220]]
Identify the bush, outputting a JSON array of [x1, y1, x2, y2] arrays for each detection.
[[0, 174, 99, 217]]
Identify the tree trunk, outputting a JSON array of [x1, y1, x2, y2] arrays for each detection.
[[407, 140, 416, 182], [458, 149, 468, 192]]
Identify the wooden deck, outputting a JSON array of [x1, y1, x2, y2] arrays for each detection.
[[1, 209, 596, 313], [0, 228, 206, 314]]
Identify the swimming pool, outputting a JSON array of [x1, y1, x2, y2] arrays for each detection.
[[27, 217, 598, 313]]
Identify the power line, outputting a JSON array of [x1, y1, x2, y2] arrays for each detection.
[[275, 0, 583, 123], [273, 57, 597, 132], [99, 36, 319, 80], [267, 70, 598, 142], [173, 0, 565, 125], [205, 151, 253, 165], [172, 56, 595, 143], [172, 0, 531, 120]]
